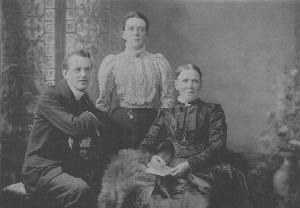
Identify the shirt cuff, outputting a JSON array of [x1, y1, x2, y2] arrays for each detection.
[[86, 111, 97, 120], [86, 111, 100, 136]]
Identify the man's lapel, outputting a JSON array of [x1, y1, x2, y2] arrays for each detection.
[[55, 79, 79, 111]]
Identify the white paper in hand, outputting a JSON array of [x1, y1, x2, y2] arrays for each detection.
[[145, 160, 173, 176]]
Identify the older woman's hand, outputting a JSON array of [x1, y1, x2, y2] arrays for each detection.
[[150, 155, 166, 166], [171, 161, 190, 177]]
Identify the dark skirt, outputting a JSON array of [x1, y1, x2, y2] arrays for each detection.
[[97, 150, 253, 208], [111, 107, 157, 149], [151, 157, 252, 208]]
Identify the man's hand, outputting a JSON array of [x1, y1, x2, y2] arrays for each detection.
[[171, 161, 190, 177]]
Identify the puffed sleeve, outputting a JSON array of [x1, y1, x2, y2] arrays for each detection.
[[188, 104, 227, 171], [139, 109, 167, 153], [96, 54, 116, 112], [156, 53, 175, 108]]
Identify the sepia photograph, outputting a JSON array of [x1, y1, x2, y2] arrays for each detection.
[[0, 0, 300, 207]]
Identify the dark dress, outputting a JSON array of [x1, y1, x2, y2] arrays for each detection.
[[139, 98, 252, 208]]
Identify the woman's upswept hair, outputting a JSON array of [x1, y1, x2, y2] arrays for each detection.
[[62, 49, 92, 71], [122, 11, 150, 32], [175, 64, 202, 80]]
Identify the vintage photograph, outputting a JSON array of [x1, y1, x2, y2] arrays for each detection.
[[0, 0, 300, 207]]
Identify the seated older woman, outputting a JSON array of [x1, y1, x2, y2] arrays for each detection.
[[139, 64, 251, 208], [98, 64, 251, 208]]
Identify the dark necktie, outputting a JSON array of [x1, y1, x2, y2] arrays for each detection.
[[79, 93, 90, 111]]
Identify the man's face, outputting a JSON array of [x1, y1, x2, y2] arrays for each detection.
[[122, 17, 147, 50], [63, 54, 92, 92], [175, 69, 202, 103]]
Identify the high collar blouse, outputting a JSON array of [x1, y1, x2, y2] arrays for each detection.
[[96, 48, 175, 112]]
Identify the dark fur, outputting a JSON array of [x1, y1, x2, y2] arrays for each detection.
[[97, 149, 156, 208]]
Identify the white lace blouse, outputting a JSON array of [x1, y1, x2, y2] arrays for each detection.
[[96, 48, 175, 112]]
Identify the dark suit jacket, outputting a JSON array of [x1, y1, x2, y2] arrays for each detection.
[[22, 79, 114, 193]]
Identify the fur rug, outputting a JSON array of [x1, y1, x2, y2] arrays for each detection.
[[97, 149, 156, 208]]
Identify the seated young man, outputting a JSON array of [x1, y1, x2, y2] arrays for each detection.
[[22, 50, 115, 208]]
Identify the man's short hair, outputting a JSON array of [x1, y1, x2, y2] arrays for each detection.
[[62, 50, 92, 71]]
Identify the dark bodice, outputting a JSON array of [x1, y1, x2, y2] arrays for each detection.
[[139, 98, 227, 171]]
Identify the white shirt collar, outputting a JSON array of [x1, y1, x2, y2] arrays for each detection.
[[177, 96, 191, 106], [67, 80, 85, 101]]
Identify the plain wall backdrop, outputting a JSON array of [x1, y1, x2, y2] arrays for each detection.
[[88, 0, 296, 153]]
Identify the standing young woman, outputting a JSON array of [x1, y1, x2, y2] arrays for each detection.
[[96, 11, 174, 149]]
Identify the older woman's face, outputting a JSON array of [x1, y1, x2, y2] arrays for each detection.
[[122, 17, 147, 50], [175, 69, 202, 103]]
